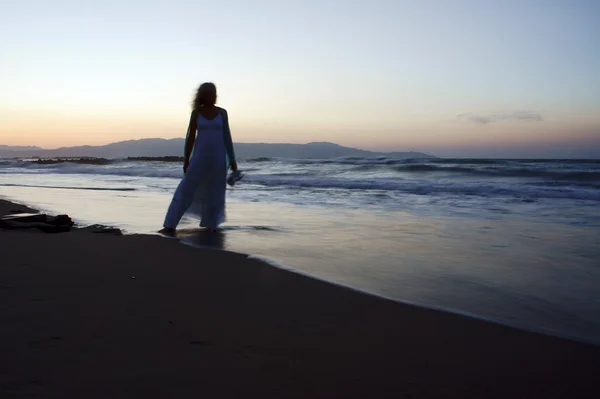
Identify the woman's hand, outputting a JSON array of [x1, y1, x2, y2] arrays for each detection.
[[183, 159, 190, 174], [230, 160, 238, 171]]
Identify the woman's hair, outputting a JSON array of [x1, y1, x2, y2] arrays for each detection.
[[193, 82, 217, 110]]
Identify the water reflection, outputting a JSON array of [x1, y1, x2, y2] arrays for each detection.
[[177, 228, 226, 250]]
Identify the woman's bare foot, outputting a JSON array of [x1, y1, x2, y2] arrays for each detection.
[[158, 227, 176, 236]]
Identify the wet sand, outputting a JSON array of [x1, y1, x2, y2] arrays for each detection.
[[1, 198, 599, 398]]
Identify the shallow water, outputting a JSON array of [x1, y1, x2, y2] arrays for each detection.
[[1, 158, 600, 344]]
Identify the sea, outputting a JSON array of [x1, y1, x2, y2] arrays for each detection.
[[1, 156, 600, 345]]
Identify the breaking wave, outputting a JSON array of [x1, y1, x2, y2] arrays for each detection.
[[1, 157, 598, 201]]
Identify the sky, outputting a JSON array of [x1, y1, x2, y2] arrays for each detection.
[[1, 0, 599, 158]]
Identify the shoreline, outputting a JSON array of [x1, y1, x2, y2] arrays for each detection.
[[247, 254, 600, 348], [5, 195, 599, 348], [1, 198, 600, 397]]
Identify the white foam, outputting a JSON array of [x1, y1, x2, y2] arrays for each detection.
[[246, 254, 599, 347], [2, 161, 599, 200]]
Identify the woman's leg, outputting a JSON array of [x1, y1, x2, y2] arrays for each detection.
[[199, 203, 225, 230], [198, 168, 226, 230], [163, 172, 202, 229]]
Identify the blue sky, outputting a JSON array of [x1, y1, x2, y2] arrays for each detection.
[[1, 0, 599, 157]]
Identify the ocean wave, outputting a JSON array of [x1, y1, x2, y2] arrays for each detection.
[[243, 156, 600, 169], [245, 157, 275, 162], [2, 158, 599, 200], [126, 156, 184, 162], [0, 162, 184, 178], [244, 157, 424, 166], [1, 156, 186, 167], [392, 164, 474, 173], [295, 158, 413, 166], [244, 174, 600, 201], [0, 183, 136, 191], [387, 164, 600, 181], [3, 158, 600, 182]]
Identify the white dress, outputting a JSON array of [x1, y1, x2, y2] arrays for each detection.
[[163, 113, 227, 229]]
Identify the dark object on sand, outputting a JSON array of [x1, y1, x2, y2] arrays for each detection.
[[0, 212, 75, 233], [79, 224, 123, 235]]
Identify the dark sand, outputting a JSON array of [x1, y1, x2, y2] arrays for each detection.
[[1, 198, 599, 398]]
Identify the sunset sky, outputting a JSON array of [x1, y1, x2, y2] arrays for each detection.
[[1, 0, 599, 157]]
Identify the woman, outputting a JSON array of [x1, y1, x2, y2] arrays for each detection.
[[159, 82, 237, 234]]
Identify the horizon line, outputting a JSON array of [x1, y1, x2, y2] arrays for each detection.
[[1, 139, 431, 154]]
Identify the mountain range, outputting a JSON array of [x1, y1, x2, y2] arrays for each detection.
[[0, 139, 435, 159], [0, 145, 43, 151]]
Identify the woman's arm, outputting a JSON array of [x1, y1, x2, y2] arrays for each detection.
[[183, 110, 198, 173], [221, 108, 237, 171]]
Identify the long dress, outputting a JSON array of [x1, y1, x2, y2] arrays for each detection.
[[163, 113, 227, 229]]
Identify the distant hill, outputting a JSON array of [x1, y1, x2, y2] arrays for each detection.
[[0, 145, 43, 151], [0, 139, 435, 159]]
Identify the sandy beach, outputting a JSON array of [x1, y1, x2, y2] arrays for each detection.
[[1, 198, 599, 398]]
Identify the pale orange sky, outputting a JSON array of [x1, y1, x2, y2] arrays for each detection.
[[1, 0, 599, 157]]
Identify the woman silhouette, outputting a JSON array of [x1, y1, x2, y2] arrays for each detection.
[[159, 82, 237, 234]]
